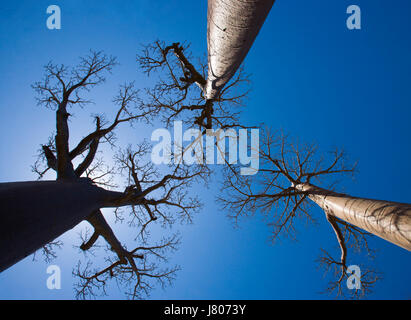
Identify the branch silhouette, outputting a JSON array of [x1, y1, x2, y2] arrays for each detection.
[[219, 128, 381, 298]]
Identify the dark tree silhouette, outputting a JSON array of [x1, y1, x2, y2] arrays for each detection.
[[219, 129, 385, 298], [0, 42, 249, 299]]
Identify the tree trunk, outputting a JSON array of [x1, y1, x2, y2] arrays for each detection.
[[205, 0, 275, 99], [295, 183, 411, 251], [0, 180, 123, 272]]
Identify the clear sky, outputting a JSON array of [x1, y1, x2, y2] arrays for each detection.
[[0, 0, 410, 299]]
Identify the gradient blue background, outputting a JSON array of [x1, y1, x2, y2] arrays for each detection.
[[0, 0, 410, 299]]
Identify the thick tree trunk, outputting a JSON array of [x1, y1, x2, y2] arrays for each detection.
[[205, 0, 275, 99], [295, 183, 411, 251], [0, 180, 123, 272]]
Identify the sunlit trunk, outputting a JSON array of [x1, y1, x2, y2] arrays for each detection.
[[0, 180, 122, 272], [205, 0, 275, 99], [295, 183, 411, 251]]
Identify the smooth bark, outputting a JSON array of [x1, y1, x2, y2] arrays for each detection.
[[295, 183, 411, 251], [205, 0, 275, 99], [0, 180, 124, 272]]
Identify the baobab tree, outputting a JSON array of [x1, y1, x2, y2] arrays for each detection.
[[219, 129, 411, 298], [205, 0, 275, 99], [0, 41, 249, 299], [203, 0, 411, 299]]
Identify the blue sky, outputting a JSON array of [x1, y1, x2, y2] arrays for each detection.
[[0, 0, 410, 299]]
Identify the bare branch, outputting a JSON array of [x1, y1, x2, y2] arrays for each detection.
[[218, 129, 379, 298], [137, 41, 250, 130], [30, 42, 247, 299]]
